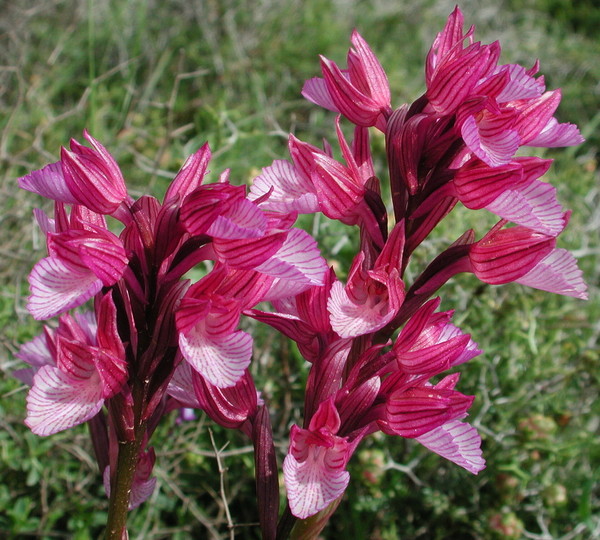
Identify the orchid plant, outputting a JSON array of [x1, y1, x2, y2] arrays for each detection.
[[14, 6, 586, 539]]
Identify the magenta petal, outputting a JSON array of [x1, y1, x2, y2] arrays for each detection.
[[28, 257, 103, 320], [283, 452, 350, 519], [416, 419, 485, 474], [61, 141, 128, 215], [320, 57, 383, 127], [26, 365, 103, 436], [212, 232, 287, 269], [179, 328, 253, 388], [207, 198, 267, 239], [485, 180, 566, 236], [79, 236, 128, 286], [164, 142, 211, 204], [516, 248, 588, 299], [18, 162, 78, 204], [348, 30, 391, 107]]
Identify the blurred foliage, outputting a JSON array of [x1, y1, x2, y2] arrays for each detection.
[[0, 0, 598, 538]]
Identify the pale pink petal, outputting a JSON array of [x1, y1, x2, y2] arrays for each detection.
[[249, 159, 319, 213], [301, 77, 340, 113], [283, 452, 350, 519], [16, 333, 54, 369], [179, 328, 253, 388], [167, 362, 202, 407], [527, 117, 584, 147], [495, 63, 545, 102], [28, 257, 102, 320], [33, 208, 55, 236], [26, 365, 103, 436], [416, 419, 485, 474], [438, 324, 482, 366], [207, 198, 266, 239], [128, 477, 157, 509], [485, 180, 566, 236], [461, 115, 521, 167], [18, 162, 78, 204], [328, 280, 394, 338], [256, 229, 327, 284], [103, 458, 157, 510], [516, 248, 588, 299], [14, 332, 55, 384]]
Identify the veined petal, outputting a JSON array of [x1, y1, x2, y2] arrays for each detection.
[[61, 133, 128, 215], [348, 30, 391, 107], [212, 232, 287, 269], [495, 63, 545, 102], [383, 387, 473, 438], [16, 332, 54, 369], [207, 198, 267, 239], [249, 159, 319, 214], [461, 114, 521, 167], [416, 419, 485, 474], [179, 328, 253, 388], [28, 257, 102, 320], [164, 143, 211, 204], [302, 77, 340, 113], [79, 235, 128, 286], [516, 248, 588, 299], [320, 57, 384, 127], [167, 362, 202, 408], [485, 180, 566, 236], [26, 365, 103, 436], [18, 162, 78, 204], [527, 117, 584, 147], [328, 280, 395, 338], [255, 229, 327, 284], [469, 225, 556, 285], [283, 451, 350, 519]]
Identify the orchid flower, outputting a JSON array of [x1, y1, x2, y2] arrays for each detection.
[[302, 30, 392, 129]]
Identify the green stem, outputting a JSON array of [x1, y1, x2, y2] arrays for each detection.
[[105, 434, 144, 539]]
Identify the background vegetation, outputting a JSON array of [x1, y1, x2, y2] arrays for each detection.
[[0, 0, 598, 538]]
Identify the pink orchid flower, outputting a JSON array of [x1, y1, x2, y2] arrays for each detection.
[[469, 222, 587, 299], [25, 293, 127, 436], [302, 30, 391, 129], [283, 398, 353, 519]]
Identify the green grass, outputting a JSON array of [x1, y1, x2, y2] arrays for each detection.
[[1, 0, 598, 538]]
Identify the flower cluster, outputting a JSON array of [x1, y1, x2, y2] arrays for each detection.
[[14, 6, 586, 538]]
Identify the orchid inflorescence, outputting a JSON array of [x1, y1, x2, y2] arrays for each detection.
[[14, 7, 586, 539]]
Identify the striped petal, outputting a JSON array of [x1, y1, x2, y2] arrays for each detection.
[[28, 257, 102, 320], [516, 248, 588, 299], [18, 161, 78, 204], [416, 419, 485, 474], [283, 450, 350, 519], [26, 365, 103, 436], [249, 159, 319, 214], [179, 326, 253, 388], [485, 180, 566, 236]]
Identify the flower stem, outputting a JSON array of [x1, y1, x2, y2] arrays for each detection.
[[104, 432, 144, 539]]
